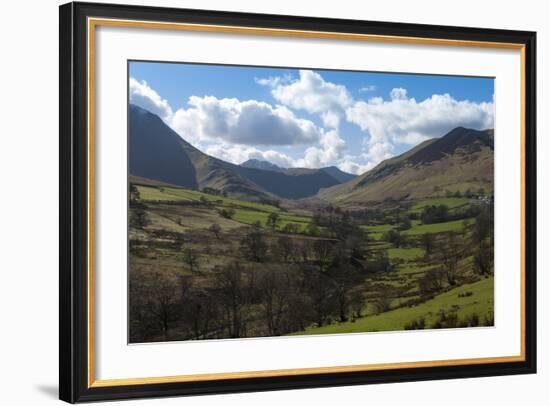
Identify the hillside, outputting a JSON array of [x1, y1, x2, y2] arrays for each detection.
[[129, 105, 341, 200], [318, 127, 494, 205]]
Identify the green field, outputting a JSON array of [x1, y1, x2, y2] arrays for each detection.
[[403, 218, 473, 235], [137, 185, 310, 230], [138, 185, 281, 212], [293, 276, 494, 335], [387, 247, 424, 261], [232, 208, 310, 230], [409, 197, 470, 213]]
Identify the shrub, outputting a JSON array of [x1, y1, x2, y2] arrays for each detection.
[[283, 223, 300, 234], [404, 317, 426, 330], [372, 295, 392, 314], [483, 312, 495, 326], [218, 208, 235, 219]]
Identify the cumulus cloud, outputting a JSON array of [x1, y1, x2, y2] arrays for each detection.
[[170, 96, 322, 146], [129, 78, 173, 121], [362, 140, 395, 164], [296, 130, 346, 168], [344, 89, 494, 169], [258, 70, 352, 128], [390, 87, 408, 100], [346, 90, 494, 147]]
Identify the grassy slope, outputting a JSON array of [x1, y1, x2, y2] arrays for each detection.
[[138, 185, 310, 230], [409, 197, 470, 212], [133, 188, 492, 339], [362, 217, 474, 240], [403, 218, 473, 235], [387, 247, 424, 260], [318, 146, 493, 205], [293, 276, 494, 335]]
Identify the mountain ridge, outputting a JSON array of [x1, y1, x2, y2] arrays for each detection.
[[129, 104, 493, 205], [240, 159, 357, 183], [318, 127, 494, 205]]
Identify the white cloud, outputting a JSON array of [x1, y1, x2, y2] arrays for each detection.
[[359, 85, 377, 93], [205, 143, 295, 168], [170, 96, 323, 146], [260, 70, 352, 129], [129, 78, 173, 121], [254, 73, 292, 88], [347, 92, 493, 146], [130, 77, 322, 147], [338, 159, 374, 175], [362, 140, 395, 164], [296, 130, 346, 168], [390, 87, 408, 100], [345, 90, 494, 168]]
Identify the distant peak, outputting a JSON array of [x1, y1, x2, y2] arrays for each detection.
[[241, 159, 285, 172]]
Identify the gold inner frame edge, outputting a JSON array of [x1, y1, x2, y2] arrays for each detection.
[[87, 17, 527, 388]]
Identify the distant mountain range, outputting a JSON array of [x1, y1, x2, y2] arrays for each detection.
[[129, 104, 493, 204], [241, 159, 357, 183]]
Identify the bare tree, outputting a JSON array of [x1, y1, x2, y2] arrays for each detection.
[[182, 248, 199, 273], [182, 285, 219, 340], [240, 228, 268, 262], [274, 236, 294, 263], [209, 223, 222, 240], [474, 239, 493, 275], [259, 268, 291, 336], [329, 265, 360, 322], [266, 212, 280, 230], [420, 233, 435, 255], [418, 268, 445, 295], [213, 262, 255, 338], [130, 270, 181, 340], [349, 290, 365, 320], [130, 209, 150, 229], [312, 239, 334, 272], [282, 223, 300, 234], [439, 233, 464, 286], [303, 267, 337, 327]]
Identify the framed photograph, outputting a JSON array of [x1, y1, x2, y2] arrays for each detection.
[[59, 2, 536, 403]]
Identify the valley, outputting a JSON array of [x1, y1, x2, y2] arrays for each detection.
[[128, 104, 494, 343], [129, 182, 494, 342]]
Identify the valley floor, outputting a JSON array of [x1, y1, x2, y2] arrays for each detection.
[[128, 184, 494, 343]]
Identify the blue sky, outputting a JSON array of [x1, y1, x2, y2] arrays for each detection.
[[129, 61, 494, 174]]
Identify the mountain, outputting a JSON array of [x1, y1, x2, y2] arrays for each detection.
[[321, 166, 357, 183], [130, 104, 273, 200], [240, 159, 357, 183], [129, 104, 198, 189], [129, 105, 341, 200], [241, 159, 284, 172], [318, 127, 494, 205]]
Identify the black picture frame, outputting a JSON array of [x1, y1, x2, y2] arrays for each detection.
[[59, 1, 537, 403]]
